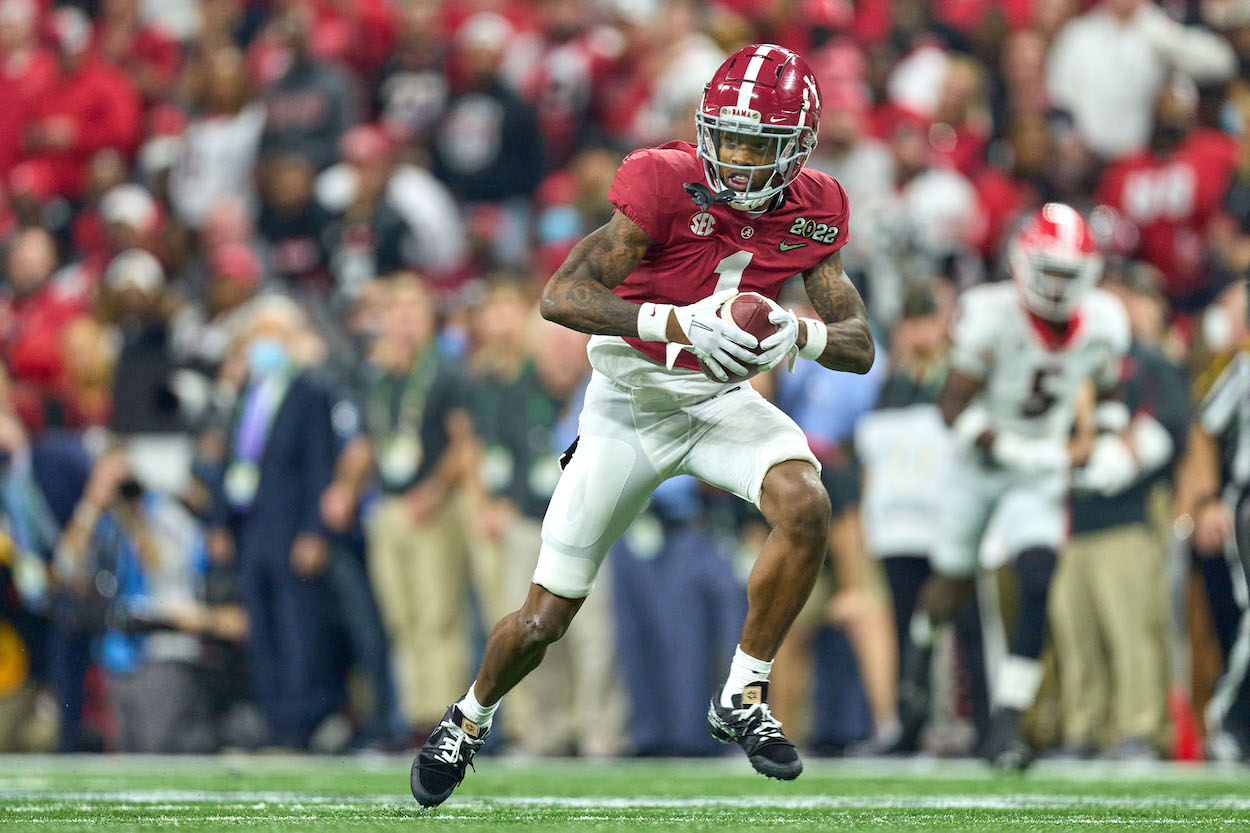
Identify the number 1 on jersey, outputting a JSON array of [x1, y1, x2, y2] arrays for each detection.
[[713, 250, 754, 294]]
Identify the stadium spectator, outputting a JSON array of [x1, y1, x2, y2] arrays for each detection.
[[257, 7, 359, 171], [1046, 0, 1235, 159], [0, 0, 56, 181], [320, 274, 477, 734], [99, 250, 183, 436], [318, 125, 409, 295], [1046, 262, 1188, 760], [854, 110, 983, 328], [92, 0, 181, 106], [1097, 80, 1240, 313], [374, 0, 449, 146], [18, 6, 143, 201], [208, 298, 338, 749], [430, 12, 545, 269], [56, 448, 217, 753], [0, 227, 90, 431], [258, 152, 333, 292], [168, 45, 266, 230], [806, 83, 894, 286]]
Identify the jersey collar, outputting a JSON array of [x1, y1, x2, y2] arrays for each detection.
[[1027, 309, 1083, 351]]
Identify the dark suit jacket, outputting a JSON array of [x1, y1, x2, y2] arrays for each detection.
[[213, 371, 335, 565]]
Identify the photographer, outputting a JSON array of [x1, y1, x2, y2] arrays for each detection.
[[56, 449, 243, 753]]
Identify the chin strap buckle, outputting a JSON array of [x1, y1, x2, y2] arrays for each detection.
[[684, 182, 735, 212]]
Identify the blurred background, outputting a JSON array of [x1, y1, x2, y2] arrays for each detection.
[[0, 0, 1249, 764]]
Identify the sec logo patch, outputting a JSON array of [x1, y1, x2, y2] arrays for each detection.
[[740, 226, 754, 239], [690, 213, 716, 236]]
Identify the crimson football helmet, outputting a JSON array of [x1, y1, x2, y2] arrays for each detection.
[[1009, 203, 1103, 322], [696, 44, 821, 212]]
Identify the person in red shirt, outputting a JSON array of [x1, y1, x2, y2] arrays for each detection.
[[410, 44, 873, 808], [1097, 80, 1240, 312], [0, 0, 56, 180], [0, 227, 89, 429], [18, 7, 143, 201], [93, 0, 181, 105]]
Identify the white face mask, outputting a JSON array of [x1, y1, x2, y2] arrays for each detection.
[[1203, 305, 1234, 352]]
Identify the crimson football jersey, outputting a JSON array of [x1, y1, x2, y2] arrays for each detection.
[[607, 141, 849, 371]]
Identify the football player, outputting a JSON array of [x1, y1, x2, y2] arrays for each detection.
[[891, 204, 1136, 768], [411, 44, 873, 806]]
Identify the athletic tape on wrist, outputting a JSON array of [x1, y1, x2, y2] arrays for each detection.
[[637, 302, 674, 342], [797, 318, 827, 361]]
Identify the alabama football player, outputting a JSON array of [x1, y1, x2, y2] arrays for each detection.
[[411, 44, 873, 806], [892, 203, 1133, 767]]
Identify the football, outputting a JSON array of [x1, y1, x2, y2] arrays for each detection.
[[698, 291, 779, 383]]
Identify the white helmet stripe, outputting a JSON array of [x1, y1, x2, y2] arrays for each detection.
[[735, 44, 774, 111]]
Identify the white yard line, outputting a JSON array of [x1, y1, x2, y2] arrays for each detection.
[[5, 792, 1250, 812]]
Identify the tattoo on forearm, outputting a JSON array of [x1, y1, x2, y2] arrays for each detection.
[[542, 214, 651, 336], [803, 250, 875, 373]]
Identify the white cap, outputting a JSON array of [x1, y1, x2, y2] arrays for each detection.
[[457, 12, 512, 51], [101, 184, 158, 232], [106, 249, 165, 293]]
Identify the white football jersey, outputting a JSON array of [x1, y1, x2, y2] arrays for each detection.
[[949, 283, 1130, 443]]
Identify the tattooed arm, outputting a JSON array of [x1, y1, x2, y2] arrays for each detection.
[[540, 211, 696, 341], [800, 249, 875, 374]]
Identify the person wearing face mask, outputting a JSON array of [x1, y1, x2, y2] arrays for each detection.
[[207, 296, 337, 749]]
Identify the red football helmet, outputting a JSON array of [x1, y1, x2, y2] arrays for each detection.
[[697, 44, 822, 211], [1008, 203, 1103, 322]]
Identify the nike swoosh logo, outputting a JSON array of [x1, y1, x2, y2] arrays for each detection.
[[778, 240, 808, 252]]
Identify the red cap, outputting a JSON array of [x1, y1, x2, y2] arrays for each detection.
[[210, 243, 261, 285]]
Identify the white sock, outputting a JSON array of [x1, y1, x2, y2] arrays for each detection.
[[456, 681, 498, 730], [993, 656, 1043, 711], [720, 645, 773, 707]]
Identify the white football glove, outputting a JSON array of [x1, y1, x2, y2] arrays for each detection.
[[990, 432, 1070, 475], [1072, 433, 1137, 496], [755, 305, 800, 371], [638, 290, 758, 382]]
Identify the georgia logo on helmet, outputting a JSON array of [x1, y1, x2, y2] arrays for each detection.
[[1008, 202, 1103, 322], [696, 44, 822, 212]]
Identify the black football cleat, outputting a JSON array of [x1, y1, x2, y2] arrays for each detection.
[[410, 705, 489, 808], [982, 707, 1034, 771], [886, 642, 934, 755], [708, 682, 802, 780]]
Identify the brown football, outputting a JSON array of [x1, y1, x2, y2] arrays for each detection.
[[697, 291, 779, 383]]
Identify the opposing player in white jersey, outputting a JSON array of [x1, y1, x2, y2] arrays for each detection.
[[409, 44, 874, 807], [892, 203, 1132, 767]]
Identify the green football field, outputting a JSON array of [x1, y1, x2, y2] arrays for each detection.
[[3, 754, 1250, 832]]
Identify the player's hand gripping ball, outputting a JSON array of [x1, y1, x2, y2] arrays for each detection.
[[697, 292, 781, 383]]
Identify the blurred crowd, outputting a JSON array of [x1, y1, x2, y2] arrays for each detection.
[[1, 0, 1250, 762]]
